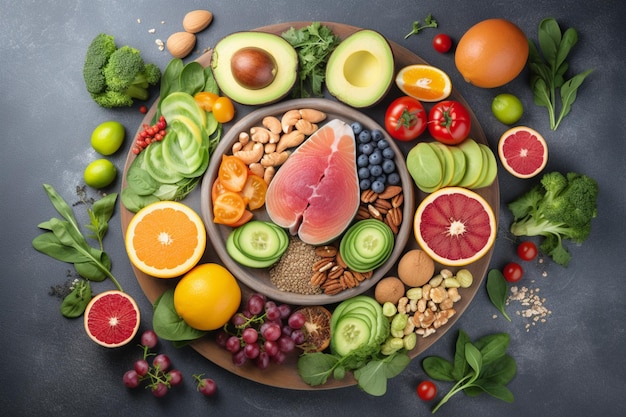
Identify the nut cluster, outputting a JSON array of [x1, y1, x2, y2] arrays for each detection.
[[310, 245, 373, 295], [231, 108, 327, 184], [356, 186, 404, 234], [396, 269, 473, 338]]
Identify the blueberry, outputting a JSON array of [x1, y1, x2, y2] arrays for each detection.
[[368, 150, 383, 165], [357, 154, 369, 167], [371, 180, 385, 194], [358, 167, 370, 179], [351, 122, 363, 135], [382, 147, 395, 160], [377, 139, 390, 150], [361, 143, 374, 155], [375, 174, 387, 184], [371, 129, 384, 141], [369, 164, 383, 177], [359, 178, 371, 190], [358, 129, 372, 144], [382, 159, 396, 174], [387, 172, 400, 185]]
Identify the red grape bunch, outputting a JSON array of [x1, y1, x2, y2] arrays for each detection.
[[216, 293, 307, 369]]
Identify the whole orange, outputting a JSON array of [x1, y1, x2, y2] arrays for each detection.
[[455, 19, 529, 88], [173, 263, 241, 331]]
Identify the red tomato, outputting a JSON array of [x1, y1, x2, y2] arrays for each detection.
[[517, 241, 538, 261], [240, 174, 268, 210], [213, 191, 246, 225], [384, 96, 427, 141], [218, 155, 248, 192], [503, 262, 524, 283], [428, 100, 471, 145], [433, 34, 452, 53], [417, 380, 437, 401]]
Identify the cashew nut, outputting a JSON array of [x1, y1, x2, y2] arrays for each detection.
[[276, 130, 305, 153], [234, 142, 264, 165], [261, 151, 289, 167], [262, 116, 282, 135], [299, 108, 327, 123], [281, 109, 301, 133]]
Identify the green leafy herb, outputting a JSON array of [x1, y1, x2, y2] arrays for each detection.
[[528, 18, 593, 130], [32, 184, 122, 317], [298, 346, 410, 396], [486, 269, 511, 321], [152, 289, 207, 343], [60, 279, 92, 318], [281, 22, 340, 98], [423, 330, 516, 413], [404, 14, 438, 39]]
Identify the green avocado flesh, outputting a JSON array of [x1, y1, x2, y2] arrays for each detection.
[[211, 32, 298, 105], [325, 29, 394, 108]]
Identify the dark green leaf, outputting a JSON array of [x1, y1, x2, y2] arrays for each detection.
[[486, 269, 511, 321], [452, 330, 471, 380], [160, 58, 184, 99], [555, 27, 578, 72], [32, 233, 91, 263], [557, 69, 594, 124], [474, 333, 510, 365], [60, 280, 92, 318], [471, 379, 515, 403], [465, 343, 483, 379], [538, 18, 562, 70], [90, 193, 117, 225], [126, 156, 158, 196], [121, 187, 159, 213], [480, 354, 517, 385], [42, 184, 81, 233], [297, 352, 339, 386], [73, 249, 111, 281], [179, 61, 205, 95], [423, 356, 456, 381], [152, 289, 207, 342]]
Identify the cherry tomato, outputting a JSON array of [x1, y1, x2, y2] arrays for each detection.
[[218, 155, 248, 192], [417, 380, 437, 401], [194, 91, 219, 112], [384, 96, 427, 141], [503, 262, 524, 283], [433, 33, 452, 53], [517, 241, 538, 261], [240, 174, 268, 210], [213, 96, 236, 123], [428, 100, 471, 145], [213, 191, 246, 225]]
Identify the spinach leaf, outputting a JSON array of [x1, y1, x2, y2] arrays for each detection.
[[486, 269, 511, 321], [452, 329, 471, 380], [85, 192, 117, 249], [297, 352, 338, 386], [152, 289, 207, 342], [160, 58, 184, 99], [423, 356, 456, 381], [179, 61, 205, 95], [474, 333, 510, 365], [60, 280, 92, 318]]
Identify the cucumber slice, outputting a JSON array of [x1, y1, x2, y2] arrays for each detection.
[[332, 295, 389, 346], [234, 221, 286, 261], [331, 315, 371, 357], [226, 231, 280, 268], [339, 219, 394, 272]]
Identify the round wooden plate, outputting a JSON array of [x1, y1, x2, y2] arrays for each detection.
[[120, 21, 499, 390]]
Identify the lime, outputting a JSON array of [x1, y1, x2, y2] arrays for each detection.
[[491, 93, 523, 124], [84, 159, 117, 188], [91, 121, 125, 155]]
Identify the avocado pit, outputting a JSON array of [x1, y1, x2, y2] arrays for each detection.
[[231, 47, 277, 90]]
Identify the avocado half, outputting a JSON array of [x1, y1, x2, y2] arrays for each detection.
[[211, 32, 298, 106], [325, 29, 394, 108]]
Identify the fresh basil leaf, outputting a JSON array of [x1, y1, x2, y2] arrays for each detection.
[[465, 343, 483, 380], [486, 269, 511, 321], [423, 356, 455, 381], [474, 333, 510, 365], [297, 352, 338, 386], [152, 289, 207, 342], [452, 330, 471, 380], [60, 280, 92, 318]]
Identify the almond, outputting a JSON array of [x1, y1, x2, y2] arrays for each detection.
[[182, 10, 213, 34], [166, 32, 196, 58]]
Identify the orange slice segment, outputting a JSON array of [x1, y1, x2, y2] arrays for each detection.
[[395, 65, 452, 102]]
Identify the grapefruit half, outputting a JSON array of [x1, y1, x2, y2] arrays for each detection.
[[498, 126, 548, 178], [84, 290, 140, 348], [414, 187, 496, 266]]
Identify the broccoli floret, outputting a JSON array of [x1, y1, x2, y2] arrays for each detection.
[[83, 33, 116, 94], [508, 171, 599, 267], [82, 34, 161, 108]]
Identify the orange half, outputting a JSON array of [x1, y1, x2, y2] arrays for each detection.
[[395, 65, 452, 102], [125, 201, 207, 278]]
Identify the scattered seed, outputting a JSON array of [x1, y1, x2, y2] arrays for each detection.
[[269, 237, 321, 295]]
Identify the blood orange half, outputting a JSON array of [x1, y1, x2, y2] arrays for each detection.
[[84, 290, 140, 348], [414, 187, 496, 266], [498, 126, 548, 178]]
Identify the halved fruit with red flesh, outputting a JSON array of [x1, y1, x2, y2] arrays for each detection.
[[84, 290, 140, 348], [265, 119, 360, 245], [414, 187, 496, 266], [498, 126, 548, 179]]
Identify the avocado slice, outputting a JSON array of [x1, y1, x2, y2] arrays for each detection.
[[325, 30, 394, 108], [211, 32, 298, 106]]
